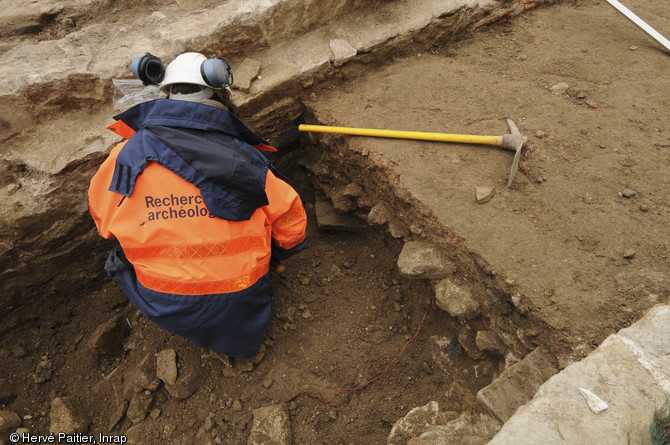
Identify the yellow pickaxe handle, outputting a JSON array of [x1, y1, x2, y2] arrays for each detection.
[[298, 124, 504, 147]]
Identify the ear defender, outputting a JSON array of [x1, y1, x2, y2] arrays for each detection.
[[131, 53, 165, 85], [200, 56, 234, 88]]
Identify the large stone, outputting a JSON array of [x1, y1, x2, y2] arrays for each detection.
[[127, 392, 154, 425], [475, 331, 506, 355], [165, 370, 199, 401], [397, 241, 454, 280], [248, 404, 291, 445], [156, 349, 178, 386], [125, 423, 147, 445], [433, 279, 480, 319], [0, 410, 21, 437], [488, 327, 669, 444], [231, 58, 261, 93], [368, 202, 393, 225], [409, 412, 501, 445], [329, 39, 357, 67], [87, 314, 131, 356], [314, 193, 367, 232], [330, 185, 356, 213], [388, 401, 440, 445], [616, 304, 670, 391], [476, 347, 557, 423], [108, 400, 128, 431], [195, 427, 213, 445], [49, 397, 91, 434]]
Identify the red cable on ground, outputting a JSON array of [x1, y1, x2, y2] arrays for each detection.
[[286, 305, 430, 405], [472, 0, 539, 30]]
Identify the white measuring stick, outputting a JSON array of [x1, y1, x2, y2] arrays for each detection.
[[606, 0, 670, 53]]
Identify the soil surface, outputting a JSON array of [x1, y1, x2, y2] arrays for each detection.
[[0, 154, 498, 444], [302, 0, 670, 363], [2, 0, 670, 444]]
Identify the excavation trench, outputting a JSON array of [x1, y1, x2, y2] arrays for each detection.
[[0, 125, 513, 443]]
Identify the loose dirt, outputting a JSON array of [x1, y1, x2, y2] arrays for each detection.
[[0, 153, 499, 444], [302, 0, 670, 362]]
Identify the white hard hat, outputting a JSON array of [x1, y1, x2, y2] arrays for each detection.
[[159, 52, 232, 92], [160, 52, 210, 91]]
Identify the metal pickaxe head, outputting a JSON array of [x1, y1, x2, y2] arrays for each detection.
[[500, 119, 527, 187]]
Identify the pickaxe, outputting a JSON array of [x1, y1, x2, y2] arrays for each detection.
[[299, 119, 527, 187]]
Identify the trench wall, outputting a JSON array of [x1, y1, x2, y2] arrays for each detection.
[[299, 118, 549, 363], [0, 0, 557, 327]]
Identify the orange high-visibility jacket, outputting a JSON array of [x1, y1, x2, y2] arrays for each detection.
[[88, 99, 306, 357], [90, 100, 306, 295]]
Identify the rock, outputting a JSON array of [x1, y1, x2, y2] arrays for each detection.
[[585, 100, 599, 109], [457, 325, 485, 360], [433, 279, 480, 319], [329, 39, 357, 67], [49, 397, 90, 434], [248, 404, 291, 445], [122, 363, 159, 395], [622, 188, 637, 198], [124, 423, 146, 445], [368, 202, 393, 225], [475, 331, 506, 355], [250, 344, 267, 365], [232, 400, 243, 411], [410, 412, 501, 445], [447, 380, 477, 408], [314, 193, 367, 232], [0, 377, 17, 404], [234, 357, 254, 373], [156, 349, 178, 386], [476, 347, 557, 422], [331, 186, 356, 212], [389, 220, 411, 239], [165, 370, 199, 400], [343, 182, 364, 198], [0, 410, 21, 437], [475, 186, 495, 204], [195, 427, 213, 445], [127, 392, 154, 424], [489, 307, 670, 444], [397, 241, 454, 280], [550, 82, 569, 95], [108, 400, 128, 431], [231, 58, 261, 93], [15, 427, 31, 436], [623, 249, 636, 259], [577, 388, 608, 414], [203, 416, 213, 431], [388, 401, 440, 445], [87, 314, 131, 356]]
